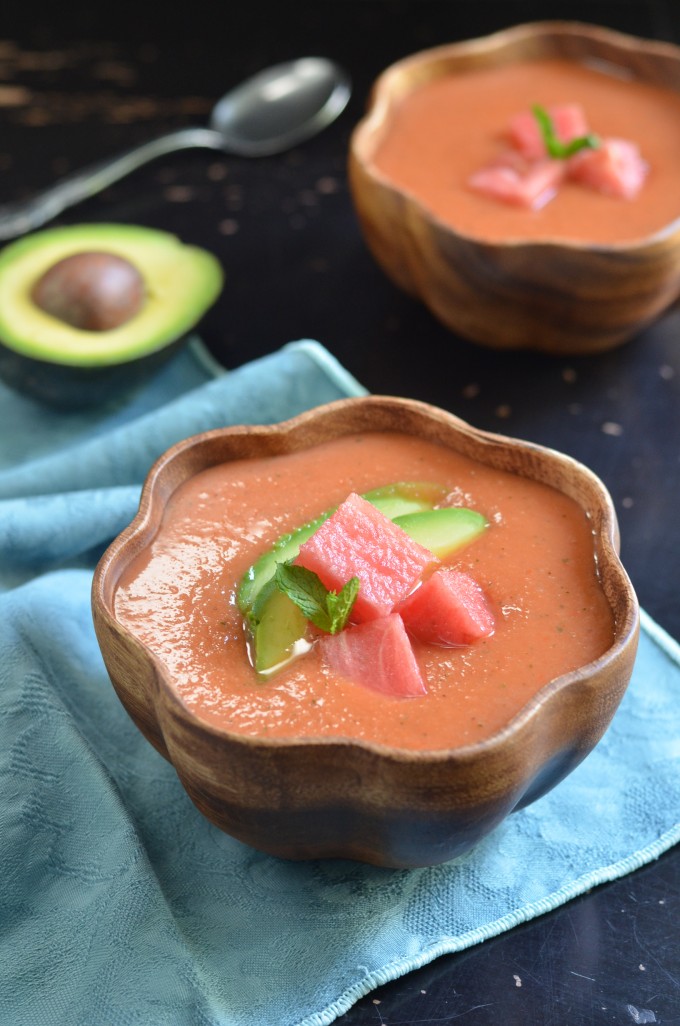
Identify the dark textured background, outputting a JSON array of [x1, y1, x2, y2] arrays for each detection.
[[3, 3, 678, 1023]]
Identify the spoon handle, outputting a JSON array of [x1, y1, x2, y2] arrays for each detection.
[[0, 127, 225, 241]]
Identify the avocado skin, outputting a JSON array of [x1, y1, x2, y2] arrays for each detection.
[[0, 333, 186, 408]]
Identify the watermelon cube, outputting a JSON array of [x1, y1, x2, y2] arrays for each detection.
[[567, 138, 648, 199], [468, 153, 564, 210], [296, 492, 438, 622], [320, 613, 426, 697], [399, 569, 495, 647], [509, 104, 589, 160]]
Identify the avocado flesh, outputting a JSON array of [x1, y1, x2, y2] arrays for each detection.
[[247, 579, 310, 676], [0, 224, 223, 367], [393, 508, 488, 558], [236, 481, 447, 615]]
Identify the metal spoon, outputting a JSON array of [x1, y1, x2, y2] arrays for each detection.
[[0, 57, 351, 240]]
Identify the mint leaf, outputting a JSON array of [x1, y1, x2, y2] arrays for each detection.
[[274, 563, 329, 626], [273, 563, 359, 634], [325, 576, 360, 633], [532, 105, 600, 160]]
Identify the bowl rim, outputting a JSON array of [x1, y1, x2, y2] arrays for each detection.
[[92, 394, 640, 764], [349, 19, 680, 252]]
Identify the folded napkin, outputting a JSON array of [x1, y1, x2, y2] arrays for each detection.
[[1, 340, 678, 1026]]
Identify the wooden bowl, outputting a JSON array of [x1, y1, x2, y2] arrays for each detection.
[[92, 396, 639, 867], [349, 22, 680, 354]]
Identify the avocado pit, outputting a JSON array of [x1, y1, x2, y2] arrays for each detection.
[[31, 251, 146, 332]]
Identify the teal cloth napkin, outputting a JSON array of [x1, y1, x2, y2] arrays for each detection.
[[1, 339, 678, 1026]]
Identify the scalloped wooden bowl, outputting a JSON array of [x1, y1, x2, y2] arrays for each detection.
[[92, 396, 639, 867], [349, 22, 680, 354]]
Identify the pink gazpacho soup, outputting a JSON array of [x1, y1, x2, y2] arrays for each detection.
[[371, 57, 680, 243], [114, 432, 615, 751]]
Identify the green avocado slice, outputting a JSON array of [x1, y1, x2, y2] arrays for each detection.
[[236, 480, 448, 615], [0, 223, 223, 366], [393, 507, 488, 558], [363, 480, 448, 519], [247, 578, 310, 676]]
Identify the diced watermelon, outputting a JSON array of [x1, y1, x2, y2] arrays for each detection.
[[296, 492, 438, 622], [468, 154, 564, 210], [399, 568, 495, 647], [509, 104, 590, 160], [320, 613, 426, 697], [567, 138, 648, 199]]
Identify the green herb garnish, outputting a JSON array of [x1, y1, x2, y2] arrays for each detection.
[[273, 563, 359, 634], [532, 105, 600, 159]]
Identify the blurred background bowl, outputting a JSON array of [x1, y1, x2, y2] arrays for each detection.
[[348, 21, 680, 355]]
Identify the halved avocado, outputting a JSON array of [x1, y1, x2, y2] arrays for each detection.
[[0, 223, 224, 407]]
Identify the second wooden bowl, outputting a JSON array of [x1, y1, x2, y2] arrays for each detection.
[[349, 22, 680, 354]]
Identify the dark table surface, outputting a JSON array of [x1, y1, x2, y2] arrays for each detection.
[[4, 2, 679, 1023]]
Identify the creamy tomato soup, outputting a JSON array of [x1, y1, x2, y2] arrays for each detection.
[[372, 58, 680, 243], [114, 433, 614, 751]]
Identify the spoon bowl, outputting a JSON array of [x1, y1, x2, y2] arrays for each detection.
[[210, 57, 351, 156], [0, 58, 351, 240]]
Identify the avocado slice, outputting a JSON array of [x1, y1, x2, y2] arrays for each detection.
[[236, 481, 447, 615], [247, 578, 310, 676], [364, 480, 448, 519], [393, 507, 488, 558], [0, 223, 223, 406]]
